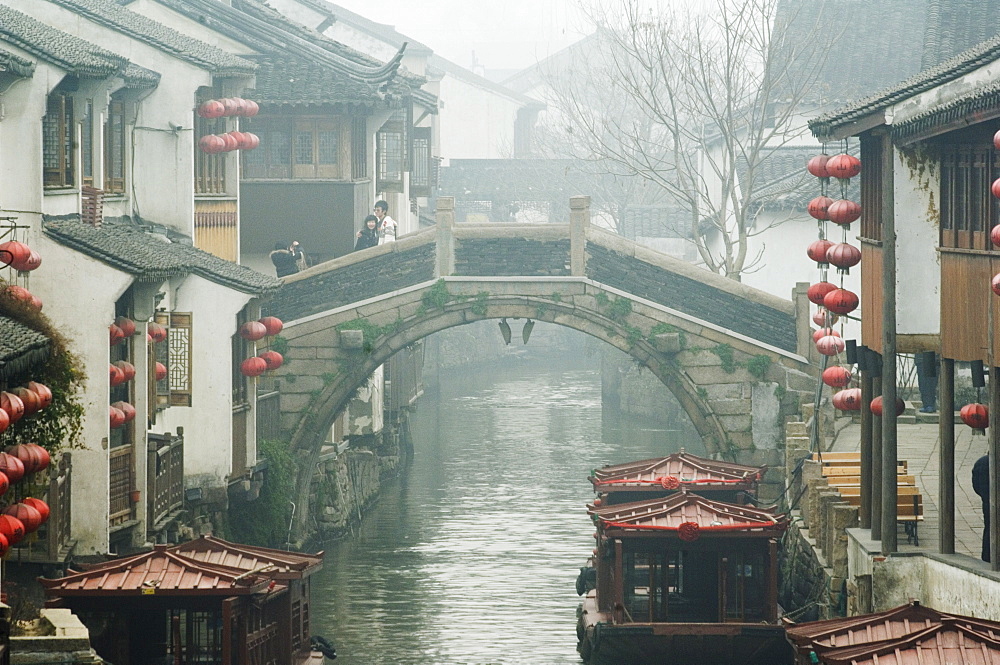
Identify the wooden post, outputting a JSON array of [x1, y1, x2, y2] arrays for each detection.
[[435, 196, 455, 277], [871, 374, 883, 541], [880, 133, 898, 555], [793, 282, 814, 361], [939, 357, 955, 554], [991, 367, 1000, 571], [570, 196, 590, 276], [860, 369, 874, 529]]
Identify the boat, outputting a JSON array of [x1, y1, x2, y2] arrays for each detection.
[[575, 453, 793, 665]]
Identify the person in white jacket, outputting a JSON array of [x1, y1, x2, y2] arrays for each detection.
[[374, 199, 397, 244]]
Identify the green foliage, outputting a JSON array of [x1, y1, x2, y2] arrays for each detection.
[[0, 289, 84, 454], [774, 384, 787, 401], [550, 292, 562, 302], [711, 343, 737, 373], [606, 297, 633, 322], [470, 291, 489, 317], [227, 439, 296, 548], [697, 387, 709, 399], [420, 278, 452, 312], [270, 335, 289, 355], [594, 292, 610, 307], [337, 317, 402, 354], [623, 323, 643, 346], [320, 372, 337, 386], [648, 322, 687, 349], [746, 355, 772, 381]]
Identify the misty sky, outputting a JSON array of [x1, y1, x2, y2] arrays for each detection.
[[330, 0, 593, 72]]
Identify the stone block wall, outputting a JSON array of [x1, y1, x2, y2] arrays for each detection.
[[453, 237, 571, 276]]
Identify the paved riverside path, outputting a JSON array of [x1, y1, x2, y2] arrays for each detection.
[[827, 417, 986, 558]]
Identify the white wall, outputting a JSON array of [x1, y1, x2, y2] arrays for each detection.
[[893, 146, 941, 336]]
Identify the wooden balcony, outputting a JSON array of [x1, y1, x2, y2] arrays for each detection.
[[109, 445, 135, 528], [148, 431, 184, 535], [9, 453, 74, 564], [257, 389, 280, 443]]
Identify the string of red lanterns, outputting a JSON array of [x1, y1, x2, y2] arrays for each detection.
[[239, 316, 285, 377]]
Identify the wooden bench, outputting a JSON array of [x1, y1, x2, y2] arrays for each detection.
[[821, 464, 907, 477], [825, 474, 917, 487], [837, 491, 924, 545]]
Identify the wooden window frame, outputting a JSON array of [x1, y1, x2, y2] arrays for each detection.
[[43, 92, 75, 189], [153, 311, 193, 410], [352, 116, 368, 180], [243, 115, 348, 180], [939, 143, 995, 251], [377, 107, 410, 193], [410, 126, 433, 197], [81, 99, 94, 187], [104, 98, 127, 194]]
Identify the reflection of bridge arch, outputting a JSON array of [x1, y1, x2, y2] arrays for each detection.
[[268, 197, 818, 540]]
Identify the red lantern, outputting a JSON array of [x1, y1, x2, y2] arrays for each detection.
[[827, 199, 862, 225], [4, 285, 32, 304], [961, 403, 990, 430], [4, 503, 41, 534], [0, 473, 8, 497], [827, 243, 861, 270], [0, 453, 24, 484], [0, 531, 10, 557], [197, 99, 225, 119], [244, 132, 260, 150], [870, 396, 905, 417], [220, 132, 239, 152], [822, 366, 852, 388], [241, 357, 268, 377], [259, 316, 283, 336], [1, 392, 24, 423], [112, 401, 137, 423], [240, 321, 268, 341], [114, 360, 136, 383], [244, 100, 259, 117], [27, 444, 49, 473], [807, 281, 837, 305], [826, 154, 861, 179], [29, 294, 42, 310], [27, 382, 52, 410], [23, 497, 49, 525], [0, 241, 31, 269], [155, 362, 168, 381], [7, 443, 42, 474], [807, 154, 830, 178], [837, 387, 863, 411], [593, 497, 602, 507], [110, 406, 126, 429], [232, 98, 249, 116], [109, 323, 125, 346], [199, 134, 226, 154], [148, 322, 168, 343], [813, 327, 840, 343], [992, 273, 1000, 297], [806, 240, 834, 264], [0, 514, 24, 545], [221, 98, 240, 116], [114, 316, 136, 337], [807, 196, 833, 220], [259, 351, 284, 370], [812, 308, 838, 327], [994, 130, 1000, 151], [992, 225, 1000, 248], [816, 335, 845, 356], [11, 388, 39, 417], [992, 178, 1000, 200], [229, 131, 248, 150], [109, 363, 126, 387], [0, 409, 8, 436], [824, 288, 859, 315], [12, 249, 42, 272]]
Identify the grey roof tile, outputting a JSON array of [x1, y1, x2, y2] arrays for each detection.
[[247, 54, 397, 107], [0, 314, 51, 385], [48, 0, 255, 76], [0, 46, 36, 78], [0, 4, 128, 78], [44, 215, 280, 294]]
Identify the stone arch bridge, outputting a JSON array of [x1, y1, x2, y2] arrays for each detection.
[[266, 197, 819, 539]]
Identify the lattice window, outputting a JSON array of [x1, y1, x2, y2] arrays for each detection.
[[43, 92, 74, 188], [940, 144, 997, 250], [81, 99, 94, 187], [153, 311, 193, 409], [410, 126, 433, 197], [352, 116, 368, 180], [243, 116, 343, 179], [104, 98, 126, 193], [377, 107, 409, 193]]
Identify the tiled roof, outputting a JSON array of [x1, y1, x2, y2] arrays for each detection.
[[41, 545, 270, 596], [811, 23, 1000, 140], [122, 62, 160, 89], [589, 492, 786, 535], [0, 47, 35, 78], [745, 147, 860, 211], [248, 54, 400, 108], [0, 5, 128, 79], [891, 79, 1000, 143], [172, 535, 323, 580], [44, 215, 280, 295], [921, 0, 1000, 69], [0, 313, 51, 384], [48, 0, 255, 76], [591, 452, 766, 493], [817, 622, 1000, 665]]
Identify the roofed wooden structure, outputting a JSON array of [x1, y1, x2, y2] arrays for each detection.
[[173, 535, 323, 580], [589, 491, 785, 538]]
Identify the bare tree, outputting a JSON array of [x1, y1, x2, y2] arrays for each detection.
[[538, 0, 829, 279]]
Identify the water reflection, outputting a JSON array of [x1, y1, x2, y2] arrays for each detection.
[[310, 356, 703, 664]]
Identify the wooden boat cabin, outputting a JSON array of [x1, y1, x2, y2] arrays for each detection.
[[39, 536, 325, 665], [589, 451, 767, 506], [577, 491, 791, 665]]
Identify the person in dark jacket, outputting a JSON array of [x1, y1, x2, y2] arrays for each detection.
[[974, 453, 990, 562], [355, 215, 379, 251], [270, 242, 302, 277]]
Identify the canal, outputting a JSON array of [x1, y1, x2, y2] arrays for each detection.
[[310, 352, 703, 664]]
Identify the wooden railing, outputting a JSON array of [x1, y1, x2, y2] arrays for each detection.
[[11, 452, 72, 563], [257, 390, 280, 443], [148, 430, 184, 532], [109, 446, 134, 526]]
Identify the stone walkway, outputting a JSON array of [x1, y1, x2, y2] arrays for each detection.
[[827, 417, 986, 559]]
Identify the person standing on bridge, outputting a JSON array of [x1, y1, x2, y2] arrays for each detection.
[[270, 241, 303, 278], [374, 199, 397, 244], [355, 215, 380, 251]]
